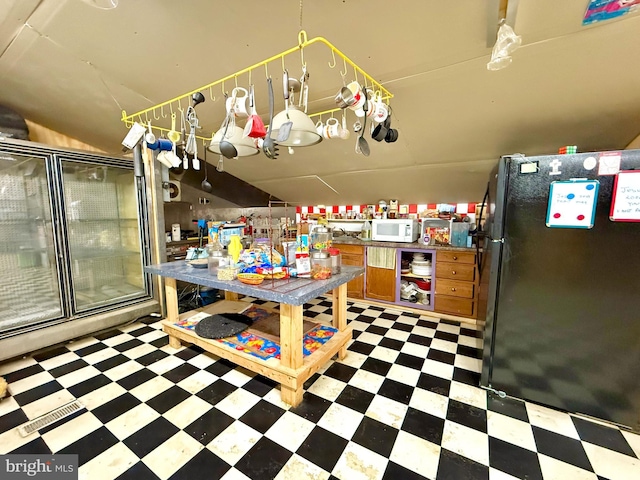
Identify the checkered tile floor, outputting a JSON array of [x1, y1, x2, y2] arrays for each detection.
[[1, 296, 639, 480]]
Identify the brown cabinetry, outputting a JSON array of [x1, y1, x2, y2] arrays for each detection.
[[365, 265, 396, 302], [434, 250, 479, 318], [334, 243, 364, 299]]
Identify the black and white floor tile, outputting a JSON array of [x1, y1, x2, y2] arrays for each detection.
[[1, 296, 639, 479]]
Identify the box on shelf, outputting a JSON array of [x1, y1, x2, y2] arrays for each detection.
[[419, 218, 451, 245]]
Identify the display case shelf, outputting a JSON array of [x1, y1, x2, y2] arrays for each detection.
[[71, 249, 140, 260]]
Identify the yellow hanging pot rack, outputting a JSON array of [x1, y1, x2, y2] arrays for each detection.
[[120, 30, 393, 141]]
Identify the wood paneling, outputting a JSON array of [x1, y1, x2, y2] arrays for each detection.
[[25, 120, 105, 152]]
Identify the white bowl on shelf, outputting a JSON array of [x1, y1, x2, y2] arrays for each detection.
[[411, 260, 431, 266], [411, 265, 432, 276]]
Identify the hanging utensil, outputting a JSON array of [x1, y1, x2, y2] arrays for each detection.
[[191, 91, 205, 108], [357, 87, 370, 156], [192, 140, 200, 170], [178, 109, 188, 169], [298, 65, 309, 109], [243, 84, 267, 138], [180, 109, 186, 145], [262, 77, 279, 159], [243, 86, 254, 137], [185, 124, 197, 155], [182, 149, 189, 170], [219, 113, 238, 159], [276, 70, 293, 142], [167, 112, 181, 143], [201, 148, 212, 192], [185, 91, 205, 157]]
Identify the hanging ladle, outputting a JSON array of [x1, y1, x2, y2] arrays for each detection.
[[201, 148, 212, 192], [219, 113, 238, 159]]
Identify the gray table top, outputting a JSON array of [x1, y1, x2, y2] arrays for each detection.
[[145, 262, 365, 306]]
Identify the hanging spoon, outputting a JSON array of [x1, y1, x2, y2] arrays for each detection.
[[201, 148, 212, 192], [167, 112, 180, 143]]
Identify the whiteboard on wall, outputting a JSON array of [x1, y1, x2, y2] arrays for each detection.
[[610, 171, 640, 222], [546, 179, 599, 229]]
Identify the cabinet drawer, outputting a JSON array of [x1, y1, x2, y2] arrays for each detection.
[[435, 262, 476, 282], [333, 243, 364, 255], [437, 251, 476, 264], [435, 279, 474, 299], [435, 296, 474, 316], [341, 253, 364, 266]]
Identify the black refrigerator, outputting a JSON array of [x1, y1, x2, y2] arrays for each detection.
[[479, 150, 640, 432]]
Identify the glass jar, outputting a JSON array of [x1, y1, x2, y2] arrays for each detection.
[[310, 251, 332, 279], [207, 241, 226, 274], [327, 247, 341, 275], [310, 225, 332, 251]]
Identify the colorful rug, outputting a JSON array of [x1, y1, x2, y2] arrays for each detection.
[[174, 304, 338, 360]]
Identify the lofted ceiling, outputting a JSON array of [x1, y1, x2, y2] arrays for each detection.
[[1, 0, 639, 206]]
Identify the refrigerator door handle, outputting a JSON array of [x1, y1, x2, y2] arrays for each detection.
[[490, 238, 504, 243]]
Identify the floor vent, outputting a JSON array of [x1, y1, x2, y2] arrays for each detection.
[[17, 400, 84, 437]]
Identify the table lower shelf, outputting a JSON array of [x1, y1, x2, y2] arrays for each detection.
[[162, 300, 352, 406]]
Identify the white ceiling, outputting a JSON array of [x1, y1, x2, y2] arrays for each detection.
[[1, 0, 639, 206]]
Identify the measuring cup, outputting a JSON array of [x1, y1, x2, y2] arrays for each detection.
[[167, 113, 181, 143]]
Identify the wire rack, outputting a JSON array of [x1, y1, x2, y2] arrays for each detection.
[[120, 30, 394, 142]]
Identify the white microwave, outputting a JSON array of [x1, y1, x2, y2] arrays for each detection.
[[371, 219, 419, 242]]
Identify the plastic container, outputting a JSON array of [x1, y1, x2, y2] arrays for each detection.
[[217, 265, 239, 281], [228, 235, 243, 263], [361, 220, 371, 240], [450, 222, 470, 247], [310, 250, 332, 279], [328, 248, 341, 274]]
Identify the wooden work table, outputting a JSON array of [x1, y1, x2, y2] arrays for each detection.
[[144, 262, 365, 406]]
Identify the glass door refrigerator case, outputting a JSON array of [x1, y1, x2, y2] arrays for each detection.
[[0, 140, 153, 338]]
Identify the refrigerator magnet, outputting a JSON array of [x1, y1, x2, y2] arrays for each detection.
[[598, 151, 622, 175], [610, 170, 640, 222], [546, 179, 600, 229]]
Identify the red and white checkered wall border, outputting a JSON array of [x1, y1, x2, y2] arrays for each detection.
[[295, 203, 478, 216]]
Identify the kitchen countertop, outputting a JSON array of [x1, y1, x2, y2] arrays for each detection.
[[331, 236, 478, 252], [145, 262, 365, 306]]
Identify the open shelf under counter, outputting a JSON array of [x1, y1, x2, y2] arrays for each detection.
[[396, 246, 437, 312]]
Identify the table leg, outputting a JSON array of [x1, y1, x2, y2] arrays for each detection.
[[279, 303, 304, 406], [164, 277, 181, 348], [224, 291, 239, 301], [332, 283, 348, 359]]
